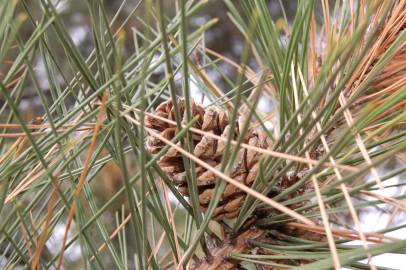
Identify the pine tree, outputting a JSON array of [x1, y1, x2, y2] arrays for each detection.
[[0, 1, 405, 269]]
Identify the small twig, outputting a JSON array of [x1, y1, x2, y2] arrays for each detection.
[[123, 105, 357, 173]]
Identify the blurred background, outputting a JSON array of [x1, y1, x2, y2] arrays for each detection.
[[1, 0, 301, 121]]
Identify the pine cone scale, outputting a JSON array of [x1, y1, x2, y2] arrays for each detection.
[[146, 98, 269, 220]]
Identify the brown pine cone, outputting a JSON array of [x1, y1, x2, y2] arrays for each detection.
[[145, 98, 270, 220]]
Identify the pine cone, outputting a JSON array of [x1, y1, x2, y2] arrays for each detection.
[[145, 98, 270, 220]]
